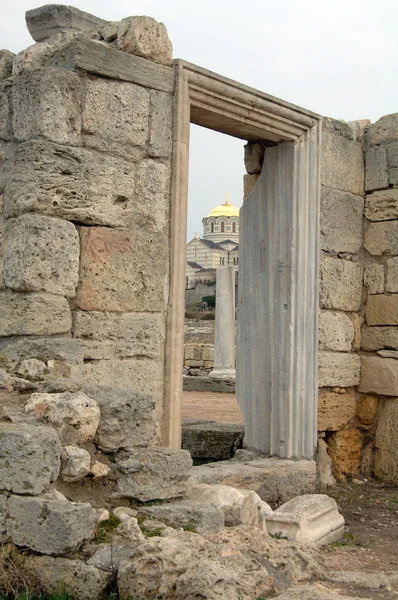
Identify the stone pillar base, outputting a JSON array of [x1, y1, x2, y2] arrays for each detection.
[[209, 368, 236, 380]]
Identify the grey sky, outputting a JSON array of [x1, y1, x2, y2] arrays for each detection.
[[2, 0, 397, 240]]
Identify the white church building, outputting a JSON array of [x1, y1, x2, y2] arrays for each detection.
[[186, 198, 239, 289]]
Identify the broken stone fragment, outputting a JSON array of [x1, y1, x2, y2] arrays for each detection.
[[90, 460, 110, 479], [138, 499, 225, 534], [87, 543, 136, 573], [61, 445, 91, 482], [113, 506, 137, 521], [0, 50, 14, 80], [115, 516, 145, 544], [25, 5, 107, 42], [17, 358, 47, 381], [117, 16, 173, 66]]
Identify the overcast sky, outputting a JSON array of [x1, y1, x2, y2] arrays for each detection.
[[2, 0, 397, 240]]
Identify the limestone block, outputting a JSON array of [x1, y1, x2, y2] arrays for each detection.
[[320, 257, 363, 311], [76, 227, 167, 312], [243, 173, 259, 199], [135, 158, 170, 233], [365, 113, 398, 146], [90, 460, 110, 479], [366, 294, 398, 325], [320, 187, 363, 253], [387, 141, 398, 185], [4, 140, 137, 227], [99, 21, 120, 42], [185, 360, 204, 367], [72, 311, 119, 341], [316, 439, 336, 489], [87, 544, 136, 573], [365, 147, 388, 191], [113, 507, 138, 521], [359, 355, 398, 395], [244, 142, 265, 174], [321, 127, 364, 195], [361, 324, 398, 350], [61, 445, 91, 482], [86, 386, 155, 452], [364, 264, 385, 294], [386, 257, 398, 293], [82, 78, 149, 158], [182, 420, 244, 460], [318, 310, 354, 352], [202, 346, 214, 361], [4, 214, 79, 297], [138, 500, 224, 534], [0, 424, 61, 495], [0, 495, 8, 542], [7, 496, 97, 555], [317, 392, 356, 431], [116, 447, 192, 501], [24, 556, 110, 600], [117, 16, 173, 66], [327, 430, 362, 477], [265, 494, 344, 546], [82, 359, 161, 397], [375, 398, 398, 484], [17, 358, 47, 381], [149, 90, 172, 157], [116, 516, 145, 544], [347, 118, 370, 141], [0, 81, 12, 141], [365, 188, 398, 221], [0, 291, 71, 337], [12, 68, 82, 145], [25, 5, 106, 42], [0, 50, 14, 80], [0, 140, 18, 193], [364, 220, 398, 256], [25, 391, 100, 445], [356, 396, 379, 426], [318, 351, 361, 387], [361, 443, 375, 477]]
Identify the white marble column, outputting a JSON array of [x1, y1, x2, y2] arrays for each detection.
[[210, 266, 236, 379]]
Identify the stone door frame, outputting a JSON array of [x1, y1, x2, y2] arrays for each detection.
[[163, 59, 322, 456]]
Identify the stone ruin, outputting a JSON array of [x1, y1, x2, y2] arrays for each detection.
[[0, 4, 397, 599]]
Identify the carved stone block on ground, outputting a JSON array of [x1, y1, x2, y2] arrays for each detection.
[[317, 392, 356, 431], [117, 16, 173, 66], [4, 214, 79, 297], [364, 220, 398, 256], [359, 356, 398, 396], [76, 227, 167, 312], [12, 68, 82, 145], [182, 419, 244, 460], [138, 500, 225, 533], [265, 494, 344, 546], [318, 351, 361, 387], [375, 398, 398, 484], [365, 188, 398, 221], [0, 291, 71, 337], [320, 187, 363, 253], [327, 430, 362, 478], [7, 496, 97, 555], [318, 310, 354, 352], [0, 423, 60, 495], [361, 324, 398, 350], [320, 257, 363, 311], [365, 147, 388, 191], [366, 294, 398, 325], [116, 447, 192, 501]]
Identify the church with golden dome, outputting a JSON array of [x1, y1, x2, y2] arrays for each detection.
[[186, 196, 239, 288]]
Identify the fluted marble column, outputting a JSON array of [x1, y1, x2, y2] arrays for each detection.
[[210, 266, 236, 379]]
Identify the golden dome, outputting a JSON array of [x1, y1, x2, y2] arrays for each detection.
[[206, 198, 239, 218]]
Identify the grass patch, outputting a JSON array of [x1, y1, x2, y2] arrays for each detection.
[[182, 525, 197, 533], [269, 532, 288, 540], [94, 515, 121, 543], [330, 532, 364, 548]]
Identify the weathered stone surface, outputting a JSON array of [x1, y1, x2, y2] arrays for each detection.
[[183, 375, 236, 393], [0, 50, 14, 80], [7, 496, 97, 555], [266, 494, 344, 546], [117, 16, 173, 66], [116, 447, 192, 501], [90, 460, 110, 479], [4, 140, 138, 227], [0, 291, 71, 337], [364, 264, 385, 294], [18, 358, 47, 380], [365, 147, 388, 191], [361, 324, 398, 350], [0, 495, 8, 542], [364, 220, 398, 256], [366, 294, 398, 325], [243, 173, 259, 199], [12, 68, 82, 145], [347, 313, 363, 351], [61, 445, 91, 482], [0, 424, 60, 494], [375, 398, 398, 484], [85, 386, 155, 452], [272, 585, 362, 599], [99, 21, 120, 42], [25, 391, 100, 445], [327, 430, 362, 479], [347, 118, 370, 141], [356, 396, 379, 426], [182, 419, 243, 460], [189, 458, 316, 504], [378, 349, 398, 358], [318, 352, 361, 387], [116, 516, 145, 544], [0, 81, 12, 141], [82, 359, 161, 397], [135, 158, 170, 233], [149, 90, 172, 157], [75, 227, 167, 312], [365, 188, 398, 221], [25, 5, 106, 42], [244, 142, 265, 174], [365, 113, 398, 146], [0, 141, 18, 193], [318, 310, 354, 352], [359, 356, 398, 396], [4, 214, 79, 297], [321, 125, 364, 195], [113, 506, 137, 521], [320, 187, 363, 253], [317, 392, 356, 431], [25, 556, 110, 600], [361, 443, 375, 477], [320, 257, 363, 311], [316, 439, 336, 489], [139, 500, 224, 533], [386, 257, 398, 293], [82, 78, 149, 158], [87, 544, 136, 572]]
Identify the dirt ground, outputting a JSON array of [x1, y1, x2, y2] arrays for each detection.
[[182, 391, 243, 423]]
